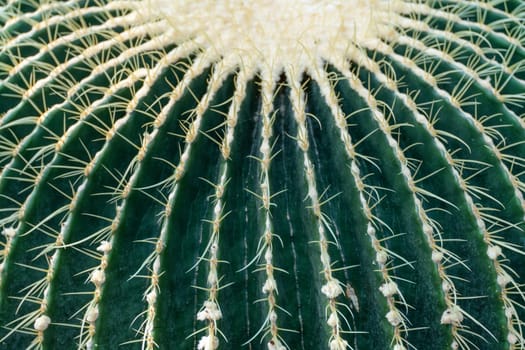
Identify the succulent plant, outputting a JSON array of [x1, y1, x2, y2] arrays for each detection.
[[1, 0, 525, 349]]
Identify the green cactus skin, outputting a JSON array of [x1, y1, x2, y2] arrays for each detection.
[[0, 0, 524, 349]]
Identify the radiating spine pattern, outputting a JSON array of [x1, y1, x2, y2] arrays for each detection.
[[0, 0, 525, 349]]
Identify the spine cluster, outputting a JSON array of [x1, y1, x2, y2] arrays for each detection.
[[0, 0, 524, 349]]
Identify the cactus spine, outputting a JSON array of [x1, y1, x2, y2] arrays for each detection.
[[0, 0, 524, 349]]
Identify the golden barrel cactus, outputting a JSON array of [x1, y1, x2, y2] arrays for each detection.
[[0, 1, 524, 349]]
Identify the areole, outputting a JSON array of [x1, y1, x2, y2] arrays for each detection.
[[0, 1, 524, 350]]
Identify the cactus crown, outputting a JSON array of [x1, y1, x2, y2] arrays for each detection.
[[135, 0, 397, 69], [0, 1, 525, 350]]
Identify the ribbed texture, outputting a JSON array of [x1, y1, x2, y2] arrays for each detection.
[[0, 1, 524, 349]]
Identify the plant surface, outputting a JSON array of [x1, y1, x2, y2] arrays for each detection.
[[0, 0, 525, 349]]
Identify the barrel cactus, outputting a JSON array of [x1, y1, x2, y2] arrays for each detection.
[[0, 0, 524, 349]]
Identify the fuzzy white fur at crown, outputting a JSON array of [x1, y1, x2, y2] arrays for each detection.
[[135, 0, 401, 71]]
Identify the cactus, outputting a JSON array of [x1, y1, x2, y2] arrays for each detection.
[[0, 0, 524, 349]]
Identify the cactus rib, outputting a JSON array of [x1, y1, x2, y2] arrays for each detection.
[[1, 1, 525, 349]]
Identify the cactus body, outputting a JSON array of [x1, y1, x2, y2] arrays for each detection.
[[0, 1, 524, 349]]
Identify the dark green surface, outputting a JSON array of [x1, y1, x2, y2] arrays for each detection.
[[0, 1, 524, 349]]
